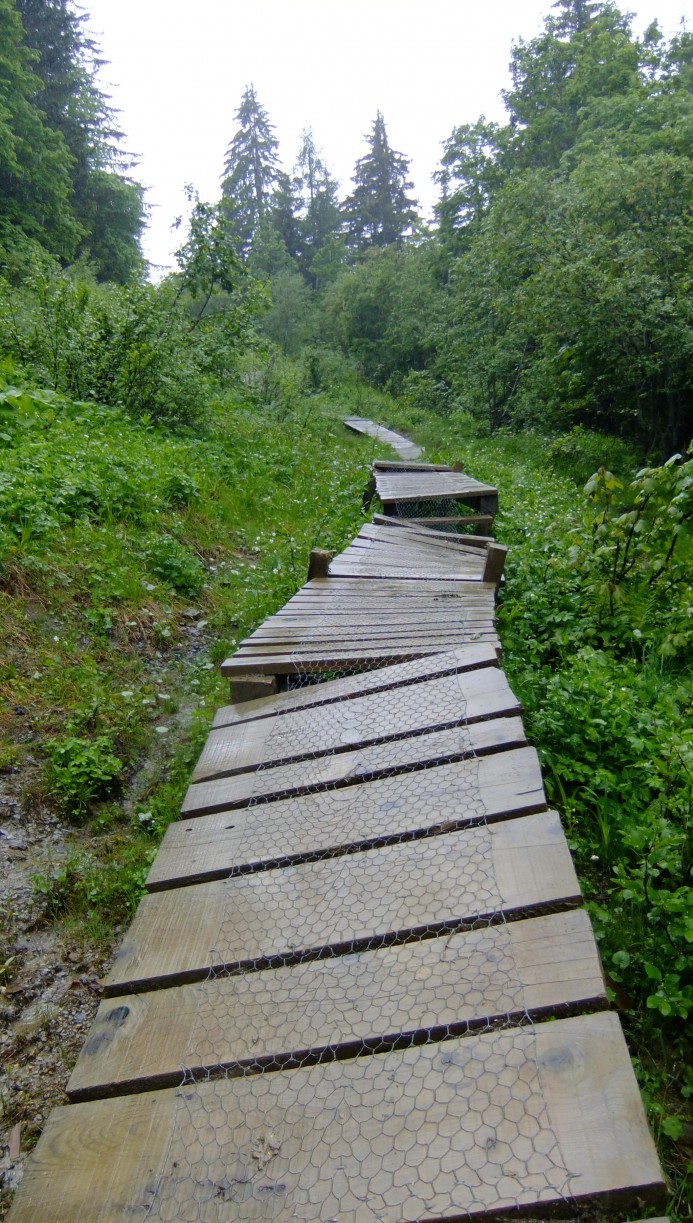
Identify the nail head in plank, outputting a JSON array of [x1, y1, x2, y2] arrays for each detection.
[[14, 1013, 664, 1222], [105, 810, 578, 995], [68, 910, 606, 1100]]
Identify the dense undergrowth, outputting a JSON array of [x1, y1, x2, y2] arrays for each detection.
[[376, 394, 693, 1217]]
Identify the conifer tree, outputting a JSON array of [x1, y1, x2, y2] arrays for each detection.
[[294, 128, 341, 281], [221, 85, 281, 258], [16, 0, 144, 281], [344, 112, 418, 252]]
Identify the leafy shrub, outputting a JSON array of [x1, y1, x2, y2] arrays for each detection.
[[143, 533, 205, 596], [45, 736, 123, 819]]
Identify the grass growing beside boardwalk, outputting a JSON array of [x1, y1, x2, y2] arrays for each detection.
[[0, 385, 370, 942]]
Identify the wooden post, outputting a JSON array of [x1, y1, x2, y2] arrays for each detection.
[[483, 542, 508, 587], [362, 474, 376, 510], [307, 549, 332, 581]]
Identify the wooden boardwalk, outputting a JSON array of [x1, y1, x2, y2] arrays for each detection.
[[8, 457, 666, 1222], [344, 417, 423, 460]]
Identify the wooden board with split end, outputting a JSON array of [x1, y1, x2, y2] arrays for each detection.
[[68, 910, 606, 1100], [105, 811, 579, 994], [193, 667, 521, 783], [156, 740, 542, 886], [180, 717, 528, 817], [212, 644, 499, 730], [13, 1013, 664, 1222]]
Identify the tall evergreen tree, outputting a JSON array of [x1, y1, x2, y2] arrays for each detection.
[[0, 0, 77, 259], [294, 128, 341, 281], [16, 0, 144, 281], [344, 112, 418, 252], [221, 85, 281, 258]]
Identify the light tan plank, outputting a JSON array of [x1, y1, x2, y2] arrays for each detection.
[[157, 742, 542, 886], [68, 911, 606, 1100], [182, 717, 527, 815], [212, 645, 499, 729], [193, 668, 520, 782], [14, 1014, 664, 1221], [105, 811, 579, 995]]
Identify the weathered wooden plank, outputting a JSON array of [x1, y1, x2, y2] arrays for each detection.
[[371, 512, 495, 543], [221, 642, 500, 676], [14, 1013, 664, 1221], [193, 668, 520, 783], [372, 459, 452, 470], [159, 742, 542, 885], [343, 417, 423, 459], [375, 469, 498, 503], [182, 718, 528, 816], [105, 811, 578, 994], [212, 645, 499, 729], [246, 619, 496, 643], [68, 910, 606, 1100]]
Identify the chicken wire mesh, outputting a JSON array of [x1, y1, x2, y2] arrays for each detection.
[[112, 648, 583, 1222]]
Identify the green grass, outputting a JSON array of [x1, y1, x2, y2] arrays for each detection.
[[1, 381, 372, 936]]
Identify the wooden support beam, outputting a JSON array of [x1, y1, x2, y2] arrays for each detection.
[[307, 548, 332, 581], [229, 674, 280, 705], [483, 542, 508, 587]]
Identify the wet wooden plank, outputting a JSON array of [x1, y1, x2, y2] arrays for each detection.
[[157, 741, 542, 885], [375, 469, 498, 504], [105, 811, 579, 995], [14, 1013, 665, 1221], [212, 645, 499, 729], [343, 417, 422, 460], [68, 911, 606, 1100], [182, 717, 528, 816], [193, 668, 521, 783]]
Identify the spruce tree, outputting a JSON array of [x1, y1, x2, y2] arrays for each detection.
[[344, 111, 418, 252], [221, 85, 281, 258], [294, 128, 341, 281], [16, 0, 144, 281]]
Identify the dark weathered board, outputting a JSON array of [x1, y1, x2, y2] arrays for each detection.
[[343, 416, 422, 459], [181, 717, 528, 816], [105, 811, 579, 994], [68, 911, 606, 1100], [212, 644, 499, 729], [372, 459, 452, 471], [13, 1014, 665, 1222], [155, 743, 543, 887], [375, 468, 498, 505], [193, 668, 520, 783]]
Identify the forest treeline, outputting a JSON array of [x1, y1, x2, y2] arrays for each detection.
[[219, 0, 693, 459], [1, 0, 692, 457]]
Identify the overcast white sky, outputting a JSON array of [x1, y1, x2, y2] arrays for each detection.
[[83, 0, 691, 275]]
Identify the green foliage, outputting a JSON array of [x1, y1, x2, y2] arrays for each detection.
[[0, 200, 261, 424], [221, 85, 281, 258], [45, 735, 122, 819], [144, 534, 205, 597], [344, 111, 419, 252]]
